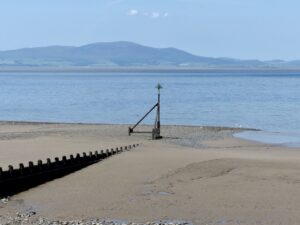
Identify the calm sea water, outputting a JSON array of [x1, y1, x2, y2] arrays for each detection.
[[0, 72, 300, 146]]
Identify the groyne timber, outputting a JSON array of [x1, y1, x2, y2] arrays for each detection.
[[0, 144, 140, 197]]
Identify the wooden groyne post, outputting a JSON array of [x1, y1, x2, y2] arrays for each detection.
[[0, 143, 140, 198]]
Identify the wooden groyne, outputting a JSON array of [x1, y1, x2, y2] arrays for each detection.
[[0, 144, 140, 198]]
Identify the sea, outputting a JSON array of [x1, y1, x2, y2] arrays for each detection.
[[0, 71, 300, 147]]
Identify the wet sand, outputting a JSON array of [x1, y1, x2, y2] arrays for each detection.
[[1, 122, 300, 224]]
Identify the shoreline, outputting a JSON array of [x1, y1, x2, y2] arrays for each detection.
[[0, 120, 265, 147], [0, 120, 259, 131], [6, 120, 296, 148], [5, 119, 300, 149], [1, 67, 300, 73], [2, 119, 300, 151]]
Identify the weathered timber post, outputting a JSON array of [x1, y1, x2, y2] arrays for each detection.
[[47, 158, 51, 167], [152, 83, 162, 140], [75, 154, 81, 163], [38, 160, 43, 169], [55, 157, 60, 167], [128, 83, 163, 140], [29, 161, 34, 172], [8, 165, 14, 176], [62, 156, 67, 165], [82, 153, 87, 162], [94, 151, 99, 160], [19, 163, 24, 174]]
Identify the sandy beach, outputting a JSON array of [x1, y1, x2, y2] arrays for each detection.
[[1, 122, 300, 225]]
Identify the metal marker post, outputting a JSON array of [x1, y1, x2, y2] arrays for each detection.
[[152, 83, 162, 139], [129, 83, 163, 140]]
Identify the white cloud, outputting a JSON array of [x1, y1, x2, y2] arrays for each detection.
[[127, 9, 139, 16], [151, 12, 160, 19], [126, 10, 169, 19]]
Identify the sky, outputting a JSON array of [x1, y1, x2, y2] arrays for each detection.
[[0, 0, 300, 60]]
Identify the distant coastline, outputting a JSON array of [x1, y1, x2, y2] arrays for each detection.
[[1, 42, 300, 71], [1, 67, 300, 73]]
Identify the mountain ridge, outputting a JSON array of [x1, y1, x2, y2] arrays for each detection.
[[0, 41, 299, 69]]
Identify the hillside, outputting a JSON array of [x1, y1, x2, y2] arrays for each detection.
[[0, 41, 298, 69]]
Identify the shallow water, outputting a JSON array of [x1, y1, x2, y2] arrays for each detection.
[[234, 131, 300, 147], [0, 72, 300, 145]]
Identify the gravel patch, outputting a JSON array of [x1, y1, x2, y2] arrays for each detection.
[[160, 125, 246, 149], [0, 211, 192, 225]]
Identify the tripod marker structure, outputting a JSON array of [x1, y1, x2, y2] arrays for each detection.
[[128, 83, 162, 140]]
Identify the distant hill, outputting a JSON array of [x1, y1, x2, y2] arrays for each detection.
[[0, 41, 299, 69]]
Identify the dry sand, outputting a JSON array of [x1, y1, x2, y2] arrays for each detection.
[[1, 122, 300, 224]]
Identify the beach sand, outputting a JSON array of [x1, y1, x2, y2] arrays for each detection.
[[1, 122, 300, 224]]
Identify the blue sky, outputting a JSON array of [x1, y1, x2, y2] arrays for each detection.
[[0, 0, 299, 60]]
